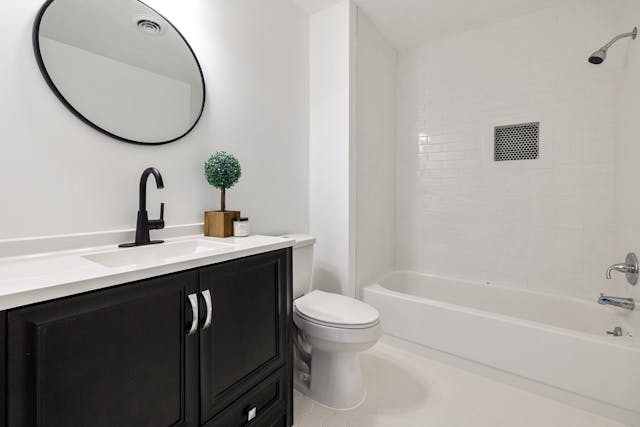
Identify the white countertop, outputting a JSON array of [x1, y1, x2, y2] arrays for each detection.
[[0, 234, 294, 311]]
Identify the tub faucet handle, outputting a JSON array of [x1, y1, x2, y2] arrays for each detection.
[[605, 253, 638, 285]]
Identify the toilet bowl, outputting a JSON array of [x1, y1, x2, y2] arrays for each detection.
[[284, 234, 381, 410]]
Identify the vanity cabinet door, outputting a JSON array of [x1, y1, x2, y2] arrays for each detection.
[[7, 270, 199, 427], [199, 249, 292, 425]]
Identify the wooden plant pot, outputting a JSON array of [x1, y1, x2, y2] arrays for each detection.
[[204, 211, 240, 238]]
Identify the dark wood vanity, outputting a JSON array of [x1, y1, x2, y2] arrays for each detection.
[[0, 248, 293, 427]]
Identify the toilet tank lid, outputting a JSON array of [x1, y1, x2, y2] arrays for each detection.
[[281, 234, 316, 248]]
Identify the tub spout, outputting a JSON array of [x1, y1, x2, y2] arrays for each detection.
[[598, 294, 635, 311]]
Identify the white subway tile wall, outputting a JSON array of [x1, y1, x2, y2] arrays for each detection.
[[395, 0, 626, 300], [616, 0, 640, 315]]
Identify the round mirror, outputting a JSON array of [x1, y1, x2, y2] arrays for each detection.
[[34, 0, 205, 145]]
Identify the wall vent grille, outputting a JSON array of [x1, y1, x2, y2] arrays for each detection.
[[494, 122, 539, 162]]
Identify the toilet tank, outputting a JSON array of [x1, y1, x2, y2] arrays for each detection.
[[282, 234, 316, 299]]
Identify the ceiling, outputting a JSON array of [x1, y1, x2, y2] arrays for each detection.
[[293, 0, 565, 50], [292, 0, 345, 14]]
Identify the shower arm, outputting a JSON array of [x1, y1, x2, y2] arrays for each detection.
[[601, 27, 638, 50]]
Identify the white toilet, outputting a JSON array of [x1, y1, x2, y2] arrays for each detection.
[[285, 234, 381, 410]]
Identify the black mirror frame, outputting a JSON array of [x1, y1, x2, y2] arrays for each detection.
[[32, 0, 206, 146]]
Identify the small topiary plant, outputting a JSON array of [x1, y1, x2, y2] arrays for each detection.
[[204, 151, 242, 212]]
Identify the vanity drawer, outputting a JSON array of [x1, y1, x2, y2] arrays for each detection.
[[204, 368, 288, 427]]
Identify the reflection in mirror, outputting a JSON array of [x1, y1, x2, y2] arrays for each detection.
[[34, 0, 205, 145]]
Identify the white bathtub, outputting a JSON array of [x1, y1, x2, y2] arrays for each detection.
[[362, 271, 640, 425]]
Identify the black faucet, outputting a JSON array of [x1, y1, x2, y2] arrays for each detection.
[[120, 167, 165, 248]]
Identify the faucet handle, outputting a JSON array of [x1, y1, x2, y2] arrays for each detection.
[[149, 203, 165, 230], [606, 253, 639, 285]]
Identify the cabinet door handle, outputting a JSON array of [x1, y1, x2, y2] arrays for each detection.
[[247, 406, 257, 421], [202, 289, 212, 330], [187, 293, 199, 336]]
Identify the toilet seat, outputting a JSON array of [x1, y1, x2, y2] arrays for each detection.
[[294, 290, 380, 329]]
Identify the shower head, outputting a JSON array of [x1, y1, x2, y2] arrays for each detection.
[[588, 27, 637, 64], [588, 48, 607, 64]]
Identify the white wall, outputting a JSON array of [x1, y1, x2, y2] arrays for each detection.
[[395, 0, 622, 300], [0, 0, 309, 241], [355, 9, 396, 291], [309, 0, 355, 296]]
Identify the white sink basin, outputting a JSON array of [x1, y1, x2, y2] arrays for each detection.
[[83, 239, 235, 268]]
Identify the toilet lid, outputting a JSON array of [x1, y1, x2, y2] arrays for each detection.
[[294, 290, 380, 329]]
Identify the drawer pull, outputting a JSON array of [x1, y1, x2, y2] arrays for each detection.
[[247, 406, 257, 421], [187, 293, 199, 336], [202, 289, 212, 330]]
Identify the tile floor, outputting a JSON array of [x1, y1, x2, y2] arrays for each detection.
[[293, 343, 627, 427]]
